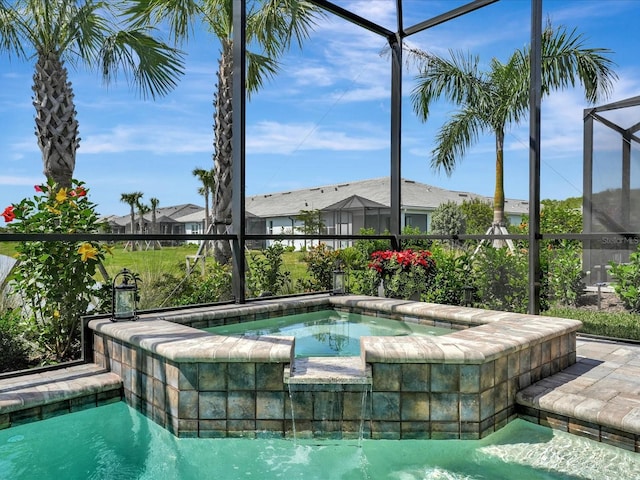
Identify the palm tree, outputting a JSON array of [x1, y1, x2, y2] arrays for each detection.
[[127, 0, 322, 264], [136, 200, 150, 246], [150, 197, 160, 234], [0, 0, 184, 189], [120, 191, 143, 250], [410, 23, 617, 233], [149, 197, 160, 249], [192, 167, 214, 236]]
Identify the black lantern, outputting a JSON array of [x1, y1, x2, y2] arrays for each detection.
[[112, 268, 140, 321], [463, 285, 474, 307], [332, 269, 345, 295]]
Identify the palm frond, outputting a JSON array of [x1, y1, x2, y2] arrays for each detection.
[[431, 109, 484, 176], [100, 28, 185, 99]]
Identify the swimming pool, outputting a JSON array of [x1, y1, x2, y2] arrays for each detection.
[[205, 310, 452, 357], [1, 402, 638, 479]]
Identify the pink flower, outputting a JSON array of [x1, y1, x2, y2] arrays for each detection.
[[34, 185, 43, 192]]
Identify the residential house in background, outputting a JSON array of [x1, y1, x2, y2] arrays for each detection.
[[105, 178, 529, 249]]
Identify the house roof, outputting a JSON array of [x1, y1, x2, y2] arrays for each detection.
[[246, 177, 529, 217], [105, 203, 203, 224]]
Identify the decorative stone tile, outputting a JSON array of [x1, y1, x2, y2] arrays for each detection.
[[371, 421, 401, 440], [342, 391, 370, 420], [199, 391, 226, 419], [176, 419, 198, 438], [430, 422, 460, 439], [70, 395, 96, 412], [401, 392, 429, 421], [371, 392, 400, 421], [401, 421, 430, 439], [480, 388, 495, 421], [494, 381, 508, 413], [430, 393, 459, 422], [198, 419, 227, 438], [227, 391, 256, 420], [431, 364, 459, 393], [313, 391, 343, 421], [178, 390, 199, 419], [256, 420, 284, 436], [460, 393, 479, 422], [287, 390, 313, 420], [153, 378, 166, 409], [372, 363, 401, 391], [507, 352, 520, 378], [199, 363, 227, 391], [256, 363, 284, 391], [480, 362, 495, 391], [256, 391, 285, 420], [41, 402, 70, 420], [228, 363, 255, 390], [401, 364, 429, 392], [460, 365, 480, 393]]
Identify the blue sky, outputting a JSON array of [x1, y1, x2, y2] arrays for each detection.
[[1, 0, 639, 217]]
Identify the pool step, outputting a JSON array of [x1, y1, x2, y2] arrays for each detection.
[[284, 357, 371, 385]]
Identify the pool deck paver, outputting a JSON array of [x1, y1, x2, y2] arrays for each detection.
[[0, 363, 122, 428], [516, 336, 640, 450]]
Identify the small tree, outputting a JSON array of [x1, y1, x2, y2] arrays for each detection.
[[430, 201, 466, 243], [297, 209, 325, 249]]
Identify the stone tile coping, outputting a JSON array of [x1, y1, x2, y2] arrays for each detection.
[[516, 337, 640, 436], [89, 295, 581, 366], [285, 357, 372, 385], [0, 363, 122, 415]]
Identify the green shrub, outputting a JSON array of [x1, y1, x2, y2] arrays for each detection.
[[543, 245, 585, 307], [246, 243, 292, 297], [298, 243, 339, 292], [423, 244, 472, 306], [546, 307, 640, 341], [472, 246, 531, 313], [609, 248, 640, 312], [0, 309, 31, 373], [151, 262, 232, 306], [430, 201, 466, 241]]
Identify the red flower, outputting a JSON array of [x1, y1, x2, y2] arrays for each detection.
[[70, 186, 87, 198], [2, 205, 15, 222], [34, 185, 43, 192]]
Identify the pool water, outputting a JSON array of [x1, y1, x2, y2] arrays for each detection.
[[1, 402, 639, 479], [205, 310, 451, 357]]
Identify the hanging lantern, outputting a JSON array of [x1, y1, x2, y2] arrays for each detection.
[[112, 268, 140, 321]]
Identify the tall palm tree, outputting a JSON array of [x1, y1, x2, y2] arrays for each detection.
[[120, 191, 143, 250], [0, 0, 184, 188], [149, 197, 160, 234], [192, 167, 214, 236], [149, 196, 160, 249], [410, 23, 617, 231], [127, 0, 322, 264]]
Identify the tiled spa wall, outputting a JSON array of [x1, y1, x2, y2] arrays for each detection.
[[89, 296, 579, 439]]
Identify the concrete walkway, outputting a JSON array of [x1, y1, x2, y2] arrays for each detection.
[[517, 336, 640, 451]]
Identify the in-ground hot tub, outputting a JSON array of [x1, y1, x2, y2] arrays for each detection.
[[87, 295, 581, 439], [204, 309, 452, 357]]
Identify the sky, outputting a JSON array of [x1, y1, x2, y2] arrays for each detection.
[[1, 0, 639, 217]]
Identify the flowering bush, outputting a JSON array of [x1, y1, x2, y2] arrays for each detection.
[[368, 249, 436, 300], [4, 179, 111, 362]]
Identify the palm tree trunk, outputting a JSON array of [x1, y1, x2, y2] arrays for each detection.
[[32, 53, 79, 189], [493, 129, 505, 226], [212, 39, 233, 265]]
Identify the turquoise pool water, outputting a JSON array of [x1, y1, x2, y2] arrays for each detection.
[[1, 402, 639, 479], [205, 310, 451, 357]]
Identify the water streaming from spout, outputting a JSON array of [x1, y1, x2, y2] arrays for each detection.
[[287, 383, 297, 444]]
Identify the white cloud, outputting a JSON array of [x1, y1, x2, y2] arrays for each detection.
[[246, 120, 388, 154], [80, 124, 212, 155]]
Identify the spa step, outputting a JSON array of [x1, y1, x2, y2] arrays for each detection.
[[0, 363, 123, 428], [284, 357, 372, 385]]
